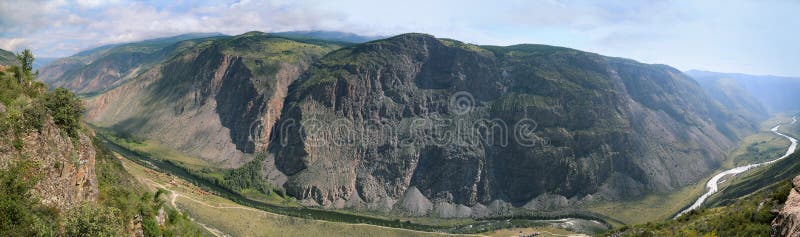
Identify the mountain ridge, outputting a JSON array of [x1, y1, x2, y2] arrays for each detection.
[[52, 32, 763, 218], [268, 33, 757, 215], [37, 33, 228, 95]]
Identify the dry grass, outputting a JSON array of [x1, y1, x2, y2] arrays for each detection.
[[115, 152, 475, 237], [586, 178, 707, 226], [122, 139, 216, 170], [482, 227, 583, 237]]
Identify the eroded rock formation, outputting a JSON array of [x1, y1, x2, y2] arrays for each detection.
[[772, 176, 800, 237]]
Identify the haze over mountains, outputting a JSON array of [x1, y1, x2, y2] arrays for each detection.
[[688, 70, 800, 114], [31, 31, 797, 218]]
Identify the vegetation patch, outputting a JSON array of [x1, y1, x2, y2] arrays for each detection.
[[607, 180, 791, 236]]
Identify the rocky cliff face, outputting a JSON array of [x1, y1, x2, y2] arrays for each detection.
[[0, 118, 98, 211], [269, 34, 755, 215], [84, 32, 340, 167], [772, 176, 800, 237]]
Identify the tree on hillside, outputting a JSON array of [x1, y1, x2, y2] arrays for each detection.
[[14, 49, 35, 85]]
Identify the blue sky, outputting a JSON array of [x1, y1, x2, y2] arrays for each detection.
[[1, 0, 798, 76]]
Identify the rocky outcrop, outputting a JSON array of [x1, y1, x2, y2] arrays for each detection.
[[0, 118, 98, 211], [399, 186, 433, 216], [772, 176, 800, 237]]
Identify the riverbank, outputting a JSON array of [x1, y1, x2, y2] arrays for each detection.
[[677, 117, 798, 217]]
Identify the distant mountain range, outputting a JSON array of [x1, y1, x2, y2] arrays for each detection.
[[37, 33, 227, 94], [271, 30, 385, 43], [688, 70, 800, 114]]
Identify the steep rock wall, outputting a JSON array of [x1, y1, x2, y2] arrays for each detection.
[[270, 34, 754, 214]]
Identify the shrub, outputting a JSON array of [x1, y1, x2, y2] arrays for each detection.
[[64, 203, 125, 236], [21, 101, 46, 132], [43, 88, 84, 138], [0, 161, 59, 236]]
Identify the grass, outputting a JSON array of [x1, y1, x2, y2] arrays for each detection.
[[605, 180, 791, 236], [92, 112, 796, 233], [92, 127, 297, 206], [97, 129, 613, 235], [91, 126, 213, 167], [116, 152, 470, 237], [586, 178, 708, 226], [112, 137, 216, 170], [725, 131, 790, 167], [482, 227, 580, 237], [587, 115, 798, 226]]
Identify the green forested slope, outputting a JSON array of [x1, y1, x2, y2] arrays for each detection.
[[0, 50, 210, 236]]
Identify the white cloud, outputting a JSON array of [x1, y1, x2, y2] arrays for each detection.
[[74, 0, 120, 8], [0, 38, 29, 52], [0, 0, 798, 76]]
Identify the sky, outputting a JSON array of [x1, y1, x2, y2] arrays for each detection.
[[1, 0, 798, 77]]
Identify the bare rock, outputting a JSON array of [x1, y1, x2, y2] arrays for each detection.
[[471, 203, 490, 218], [271, 33, 751, 213], [487, 200, 513, 216], [366, 196, 396, 212], [523, 193, 570, 210], [772, 176, 800, 236], [399, 186, 432, 216], [0, 118, 98, 211]]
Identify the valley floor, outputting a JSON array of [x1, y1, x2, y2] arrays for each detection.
[[90, 114, 799, 236], [586, 115, 799, 226], [114, 152, 469, 237], [113, 150, 586, 237]]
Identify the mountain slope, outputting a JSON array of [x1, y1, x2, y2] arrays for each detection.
[[608, 179, 790, 236], [693, 74, 769, 124], [78, 32, 761, 218], [0, 49, 15, 66], [0, 62, 208, 235], [38, 33, 224, 95], [688, 70, 800, 114], [84, 32, 343, 167], [268, 33, 757, 215], [707, 120, 800, 207]]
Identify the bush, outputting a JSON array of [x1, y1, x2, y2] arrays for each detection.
[[64, 203, 125, 237], [43, 88, 84, 138], [21, 101, 46, 132], [0, 161, 59, 236]]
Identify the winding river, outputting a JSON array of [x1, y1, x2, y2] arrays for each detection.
[[676, 117, 798, 217]]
